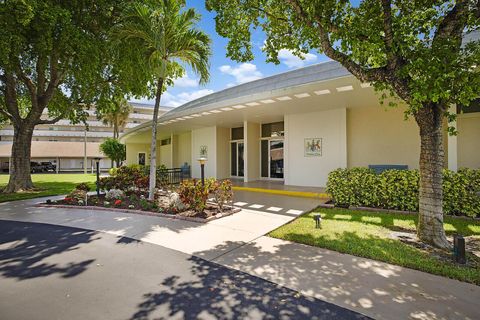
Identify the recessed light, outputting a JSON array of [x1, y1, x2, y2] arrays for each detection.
[[221, 107, 233, 111], [294, 93, 311, 98], [260, 99, 275, 104], [336, 85, 354, 92], [246, 102, 260, 106], [314, 89, 331, 95], [202, 111, 211, 115], [276, 96, 292, 101], [184, 116, 193, 119], [232, 105, 246, 109], [210, 109, 222, 113], [191, 114, 201, 117]]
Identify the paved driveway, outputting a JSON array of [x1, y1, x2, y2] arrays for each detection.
[[0, 220, 367, 320]]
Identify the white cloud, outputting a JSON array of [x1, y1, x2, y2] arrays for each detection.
[[219, 63, 263, 84], [162, 89, 214, 107], [173, 73, 199, 88], [278, 49, 317, 68]]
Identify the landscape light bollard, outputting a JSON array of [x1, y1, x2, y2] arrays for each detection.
[[313, 214, 322, 228], [453, 234, 466, 264], [198, 157, 207, 186], [95, 158, 101, 197]]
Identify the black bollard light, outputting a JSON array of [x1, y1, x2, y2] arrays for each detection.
[[453, 234, 466, 264], [313, 214, 322, 228], [198, 157, 207, 187], [94, 157, 101, 197]]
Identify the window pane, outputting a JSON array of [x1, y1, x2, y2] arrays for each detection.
[[261, 140, 269, 177], [231, 127, 244, 140], [261, 122, 284, 137], [270, 140, 284, 178], [231, 143, 237, 176], [238, 143, 244, 177]]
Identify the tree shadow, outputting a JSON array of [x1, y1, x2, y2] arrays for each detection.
[[0, 220, 98, 280], [130, 255, 370, 320]]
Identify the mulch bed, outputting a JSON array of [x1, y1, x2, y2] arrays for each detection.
[[38, 194, 240, 223]]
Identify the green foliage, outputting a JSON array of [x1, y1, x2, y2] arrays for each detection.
[[75, 182, 91, 192], [210, 179, 233, 211], [99, 138, 126, 166], [327, 168, 480, 217], [99, 165, 146, 192], [96, 97, 132, 139], [67, 189, 87, 203], [108, 167, 118, 176], [206, 0, 480, 114], [178, 178, 233, 213]]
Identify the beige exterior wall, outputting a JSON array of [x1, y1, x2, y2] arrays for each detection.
[[159, 144, 172, 167], [216, 127, 230, 179], [172, 132, 192, 168], [347, 106, 420, 169], [285, 108, 347, 187], [457, 113, 480, 169], [126, 143, 150, 166], [244, 121, 260, 182], [191, 126, 217, 178]]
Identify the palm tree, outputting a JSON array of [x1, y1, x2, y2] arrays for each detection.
[[99, 98, 132, 139], [116, 0, 210, 200]]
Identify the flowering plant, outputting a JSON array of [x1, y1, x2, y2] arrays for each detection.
[[114, 199, 122, 206]]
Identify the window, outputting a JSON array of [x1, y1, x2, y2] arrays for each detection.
[[231, 127, 244, 140], [457, 98, 480, 114], [138, 153, 146, 166], [261, 122, 284, 138], [160, 138, 171, 146]]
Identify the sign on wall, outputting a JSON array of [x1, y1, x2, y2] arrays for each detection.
[[304, 138, 322, 157], [199, 145, 208, 158]]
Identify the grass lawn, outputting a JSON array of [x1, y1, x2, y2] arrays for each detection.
[[269, 207, 480, 285], [0, 174, 96, 203]]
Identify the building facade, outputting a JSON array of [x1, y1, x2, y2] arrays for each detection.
[[121, 61, 480, 188], [0, 103, 171, 172]]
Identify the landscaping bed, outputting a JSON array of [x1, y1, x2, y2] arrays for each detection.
[[269, 207, 480, 285], [42, 165, 238, 222]]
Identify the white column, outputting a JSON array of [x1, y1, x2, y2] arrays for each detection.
[[447, 105, 458, 171]]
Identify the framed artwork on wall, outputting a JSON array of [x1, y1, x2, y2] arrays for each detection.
[[304, 138, 322, 157]]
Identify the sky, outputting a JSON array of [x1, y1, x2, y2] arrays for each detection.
[[131, 0, 330, 108]]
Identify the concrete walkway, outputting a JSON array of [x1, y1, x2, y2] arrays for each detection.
[[1, 193, 479, 320]]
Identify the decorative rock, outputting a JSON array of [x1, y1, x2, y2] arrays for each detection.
[[168, 192, 185, 211]]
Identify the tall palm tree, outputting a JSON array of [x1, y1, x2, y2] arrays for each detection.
[[116, 0, 211, 200], [99, 98, 132, 139]]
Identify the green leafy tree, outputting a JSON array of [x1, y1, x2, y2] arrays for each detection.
[[99, 138, 126, 167], [116, 0, 211, 200], [97, 97, 132, 139], [206, 0, 480, 248], [0, 0, 136, 192]]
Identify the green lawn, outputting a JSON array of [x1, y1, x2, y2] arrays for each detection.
[[269, 207, 480, 285], [0, 174, 96, 203]]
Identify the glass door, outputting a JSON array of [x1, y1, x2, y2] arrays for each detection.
[[230, 141, 244, 177], [261, 139, 284, 179]]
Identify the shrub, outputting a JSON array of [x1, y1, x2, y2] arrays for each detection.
[[67, 189, 87, 204], [211, 179, 233, 211], [109, 167, 118, 176], [105, 189, 125, 200], [178, 179, 210, 213], [99, 165, 147, 192], [327, 167, 480, 217], [75, 182, 91, 192]]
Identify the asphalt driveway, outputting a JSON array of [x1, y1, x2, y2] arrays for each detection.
[[0, 220, 368, 320]]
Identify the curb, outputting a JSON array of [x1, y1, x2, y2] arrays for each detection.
[[232, 186, 330, 199], [35, 204, 241, 224]]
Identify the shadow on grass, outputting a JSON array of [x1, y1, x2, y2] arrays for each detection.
[[0, 220, 98, 280]]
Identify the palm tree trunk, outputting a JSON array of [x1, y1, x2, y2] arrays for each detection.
[[415, 104, 450, 249], [4, 123, 35, 193], [148, 78, 164, 200]]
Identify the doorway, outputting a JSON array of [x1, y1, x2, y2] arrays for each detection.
[[261, 139, 284, 179], [231, 141, 244, 177]]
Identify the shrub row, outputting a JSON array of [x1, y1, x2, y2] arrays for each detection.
[[326, 168, 480, 218]]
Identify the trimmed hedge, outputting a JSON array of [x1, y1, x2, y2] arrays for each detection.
[[326, 168, 480, 218]]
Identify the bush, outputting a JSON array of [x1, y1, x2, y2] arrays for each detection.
[[105, 189, 125, 200], [178, 179, 211, 213], [109, 167, 118, 176], [327, 168, 480, 217], [67, 189, 87, 203], [99, 165, 147, 192], [75, 182, 91, 192], [210, 179, 233, 211]]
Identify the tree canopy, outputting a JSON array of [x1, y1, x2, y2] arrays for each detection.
[[100, 138, 126, 167]]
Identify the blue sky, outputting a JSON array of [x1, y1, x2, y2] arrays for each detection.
[[131, 0, 329, 107]]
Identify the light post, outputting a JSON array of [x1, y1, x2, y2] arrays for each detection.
[[94, 157, 101, 197], [197, 157, 207, 186]]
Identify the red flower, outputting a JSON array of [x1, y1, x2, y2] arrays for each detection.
[[114, 199, 122, 206], [64, 197, 73, 202]]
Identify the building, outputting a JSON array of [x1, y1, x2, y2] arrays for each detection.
[[0, 102, 171, 172], [121, 60, 479, 188]]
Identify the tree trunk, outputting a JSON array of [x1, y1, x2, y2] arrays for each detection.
[[4, 124, 35, 193], [415, 104, 450, 249], [148, 78, 164, 200]]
